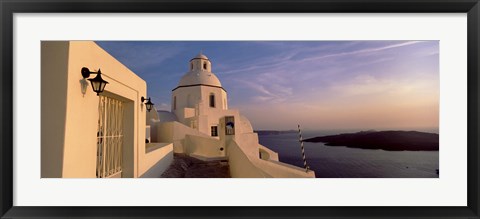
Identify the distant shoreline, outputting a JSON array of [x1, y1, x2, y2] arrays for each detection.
[[303, 130, 439, 151], [254, 130, 297, 135]]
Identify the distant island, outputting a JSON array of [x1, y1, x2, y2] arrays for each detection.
[[303, 130, 439, 151], [254, 130, 297, 135]]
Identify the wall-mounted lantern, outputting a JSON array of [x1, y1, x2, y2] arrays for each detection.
[[81, 67, 109, 96], [141, 96, 154, 112]]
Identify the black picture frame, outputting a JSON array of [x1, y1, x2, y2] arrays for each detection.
[[1, 0, 479, 218]]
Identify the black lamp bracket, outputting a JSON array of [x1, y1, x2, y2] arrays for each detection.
[[141, 96, 150, 103], [81, 67, 102, 79]]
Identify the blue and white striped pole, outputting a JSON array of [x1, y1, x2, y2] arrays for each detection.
[[297, 124, 310, 172]]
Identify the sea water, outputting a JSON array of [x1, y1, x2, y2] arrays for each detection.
[[258, 131, 439, 178]]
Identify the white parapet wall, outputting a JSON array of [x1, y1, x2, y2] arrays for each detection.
[[140, 143, 174, 178], [227, 140, 267, 178], [184, 134, 225, 159], [156, 121, 211, 153], [227, 134, 315, 178], [258, 145, 279, 161]]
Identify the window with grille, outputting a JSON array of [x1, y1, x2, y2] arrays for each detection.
[[96, 96, 124, 178], [211, 126, 218, 137]]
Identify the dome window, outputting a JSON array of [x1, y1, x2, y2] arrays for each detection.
[[203, 62, 207, 70], [191, 63, 193, 70], [209, 94, 215, 108]]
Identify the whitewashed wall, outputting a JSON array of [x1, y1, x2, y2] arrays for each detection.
[[41, 41, 172, 178]]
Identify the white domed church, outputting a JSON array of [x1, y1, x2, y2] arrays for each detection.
[[40, 41, 314, 178], [172, 53, 230, 135], [150, 53, 315, 178]]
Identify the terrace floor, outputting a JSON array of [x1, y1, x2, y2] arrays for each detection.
[[160, 154, 231, 178]]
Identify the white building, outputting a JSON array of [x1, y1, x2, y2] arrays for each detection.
[[41, 41, 314, 178], [172, 53, 229, 136], [41, 41, 173, 178], [151, 53, 315, 178]]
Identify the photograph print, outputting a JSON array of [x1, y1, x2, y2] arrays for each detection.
[[41, 40, 439, 178]]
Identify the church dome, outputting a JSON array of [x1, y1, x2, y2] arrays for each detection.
[[178, 71, 222, 87], [177, 53, 222, 87], [192, 53, 208, 60]]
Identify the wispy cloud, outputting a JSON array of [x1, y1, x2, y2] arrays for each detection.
[[290, 41, 424, 64], [99, 40, 439, 130], [225, 41, 426, 109], [232, 77, 293, 104], [97, 42, 185, 71], [219, 41, 422, 77], [236, 79, 276, 97]]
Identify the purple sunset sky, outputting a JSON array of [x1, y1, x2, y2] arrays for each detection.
[[96, 41, 439, 131]]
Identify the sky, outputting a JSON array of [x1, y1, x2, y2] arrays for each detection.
[[96, 41, 439, 131]]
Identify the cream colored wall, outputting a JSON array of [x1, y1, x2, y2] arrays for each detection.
[[218, 119, 314, 178], [41, 42, 69, 178], [172, 85, 228, 135], [259, 145, 279, 161], [172, 86, 202, 124], [41, 41, 165, 178], [184, 134, 224, 158], [121, 101, 136, 177], [201, 109, 240, 136], [239, 115, 254, 133], [236, 137, 280, 162], [227, 139, 314, 178], [233, 133, 260, 154], [62, 41, 147, 178], [156, 121, 211, 153], [139, 143, 174, 177], [199, 86, 227, 111], [157, 122, 174, 143], [184, 108, 195, 118], [227, 141, 266, 178]]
